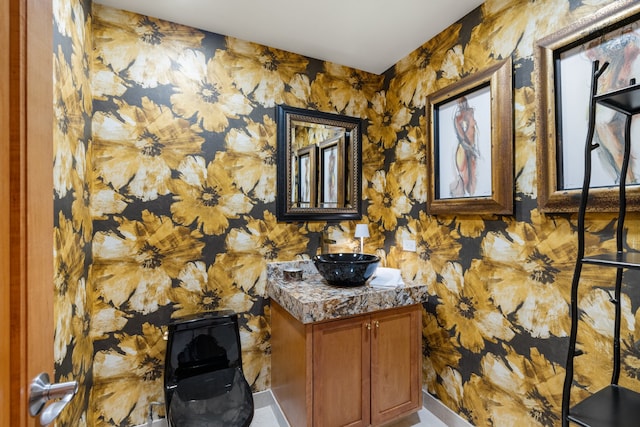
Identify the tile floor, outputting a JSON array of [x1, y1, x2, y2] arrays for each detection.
[[142, 391, 454, 427], [250, 404, 449, 427]]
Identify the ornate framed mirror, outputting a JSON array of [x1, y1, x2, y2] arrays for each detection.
[[276, 105, 362, 221]]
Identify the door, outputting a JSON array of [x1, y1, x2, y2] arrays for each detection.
[[313, 315, 371, 427], [1, 0, 54, 426], [370, 305, 421, 425]]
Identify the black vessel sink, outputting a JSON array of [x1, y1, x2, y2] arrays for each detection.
[[313, 253, 380, 287]]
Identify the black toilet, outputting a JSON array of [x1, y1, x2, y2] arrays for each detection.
[[164, 311, 254, 427]]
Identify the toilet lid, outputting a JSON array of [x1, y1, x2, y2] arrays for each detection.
[[168, 367, 254, 427]]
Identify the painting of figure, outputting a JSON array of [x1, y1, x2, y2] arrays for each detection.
[[559, 22, 640, 190], [436, 85, 492, 200]]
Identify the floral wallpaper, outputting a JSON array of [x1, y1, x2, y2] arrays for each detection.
[[53, 0, 93, 425], [88, 3, 382, 426], [394, 2, 640, 426], [50, 0, 640, 426]]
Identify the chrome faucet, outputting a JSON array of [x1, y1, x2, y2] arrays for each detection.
[[321, 230, 336, 253]]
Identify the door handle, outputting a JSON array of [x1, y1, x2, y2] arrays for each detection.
[[29, 372, 78, 426]]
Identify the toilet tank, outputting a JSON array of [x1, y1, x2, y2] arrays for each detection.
[[164, 310, 243, 387]]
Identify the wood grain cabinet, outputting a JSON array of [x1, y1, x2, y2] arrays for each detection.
[[271, 301, 422, 427]]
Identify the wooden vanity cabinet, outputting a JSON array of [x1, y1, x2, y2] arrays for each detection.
[[271, 301, 422, 427]]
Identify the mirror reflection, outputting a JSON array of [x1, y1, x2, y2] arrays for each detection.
[[276, 105, 362, 221]]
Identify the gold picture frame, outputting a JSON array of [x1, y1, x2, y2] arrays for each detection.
[[318, 136, 345, 208], [295, 144, 317, 208], [426, 57, 513, 215], [536, 0, 640, 212]]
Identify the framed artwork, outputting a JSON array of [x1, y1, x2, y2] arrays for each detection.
[[426, 57, 513, 215], [536, 0, 640, 212], [318, 136, 345, 208], [295, 144, 316, 208]]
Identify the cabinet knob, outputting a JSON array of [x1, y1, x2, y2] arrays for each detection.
[[366, 323, 371, 330], [374, 320, 379, 328]]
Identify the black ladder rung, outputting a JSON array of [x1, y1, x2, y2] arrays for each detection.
[[582, 252, 640, 269]]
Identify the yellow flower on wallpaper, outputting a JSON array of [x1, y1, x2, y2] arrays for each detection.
[[56, 371, 89, 427], [53, 0, 74, 37], [70, 277, 93, 374], [366, 90, 412, 149], [171, 261, 255, 318], [433, 366, 464, 413], [69, 2, 92, 114], [89, 298, 130, 341], [91, 58, 128, 101], [224, 115, 277, 202], [170, 49, 253, 132], [392, 23, 462, 107], [625, 212, 640, 251], [389, 48, 434, 109], [283, 73, 312, 108], [92, 323, 166, 426], [436, 261, 515, 353], [93, 4, 204, 88], [622, 307, 640, 384], [240, 313, 271, 390], [440, 45, 466, 81], [170, 154, 253, 235], [386, 245, 434, 288], [223, 211, 310, 292], [580, 288, 635, 340], [472, 0, 569, 61], [572, 313, 620, 395], [393, 123, 427, 203], [92, 210, 205, 313], [514, 85, 537, 197], [311, 63, 381, 117], [320, 222, 383, 255], [361, 134, 385, 192], [93, 97, 205, 201], [54, 212, 86, 364], [54, 45, 84, 198], [478, 217, 575, 338], [453, 216, 486, 239], [388, 212, 461, 290], [71, 143, 93, 242], [422, 311, 462, 395], [457, 373, 492, 425], [222, 38, 309, 108], [366, 170, 412, 231], [89, 173, 130, 220], [574, 288, 635, 391], [469, 346, 564, 427]]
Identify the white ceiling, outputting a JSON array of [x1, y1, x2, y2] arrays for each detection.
[[94, 0, 485, 75]]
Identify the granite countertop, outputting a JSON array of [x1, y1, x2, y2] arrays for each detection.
[[267, 260, 429, 324]]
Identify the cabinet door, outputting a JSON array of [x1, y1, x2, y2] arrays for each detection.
[[370, 305, 422, 425], [313, 315, 371, 427], [271, 301, 313, 427]]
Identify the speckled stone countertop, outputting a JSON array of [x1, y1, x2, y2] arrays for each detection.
[[267, 260, 429, 324]]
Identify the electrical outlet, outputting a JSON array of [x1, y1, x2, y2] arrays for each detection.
[[402, 238, 416, 252]]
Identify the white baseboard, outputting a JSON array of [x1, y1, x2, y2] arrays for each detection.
[[133, 419, 167, 427], [422, 390, 472, 427]]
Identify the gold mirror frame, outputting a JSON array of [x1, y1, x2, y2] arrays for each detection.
[[276, 105, 362, 221]]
